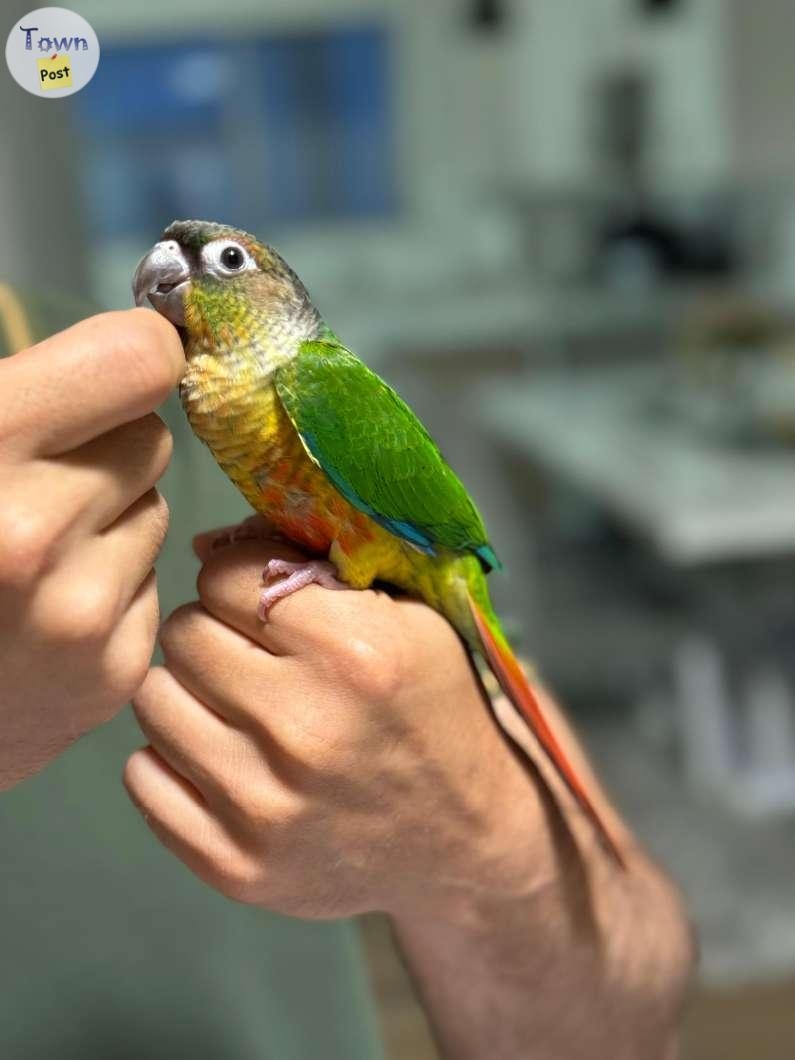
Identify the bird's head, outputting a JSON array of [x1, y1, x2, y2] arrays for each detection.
[[132, 219, 321, 357]]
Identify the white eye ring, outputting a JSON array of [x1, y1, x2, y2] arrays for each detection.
[[201, 239, 256, 278]]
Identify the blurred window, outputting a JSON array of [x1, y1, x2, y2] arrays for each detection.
[[73, 24, 396, 237]]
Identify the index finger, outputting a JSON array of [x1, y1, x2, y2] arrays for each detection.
[[0, 308, 185, 456]]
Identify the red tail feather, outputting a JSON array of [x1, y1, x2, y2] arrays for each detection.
[[469, 595, 625, 868]]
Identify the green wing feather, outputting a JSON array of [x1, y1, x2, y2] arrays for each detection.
[[274, 339, 500, 570]]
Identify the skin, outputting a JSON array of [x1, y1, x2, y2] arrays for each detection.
[[126, 533, 694, 1059], [0, 309, 184, 790]]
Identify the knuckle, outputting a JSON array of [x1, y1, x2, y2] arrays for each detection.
[[130, 665, 169, 724], [154, 429, 174, 481], [143, 489, 170, 545], [195, 547, 239, 607], [195, 556, 218, 605], [156, 490, 170, 530], [225, 783, 273, 832], [122, 749, 149, 798], [0, 504, 57, 587], [39, 576, 120, 645], [158, 602, 201, 657], [138, 408, 172, 445], [101, 632, 154, 706], [272, 791, 311, 835], [133, 413, 175, 480], [336, 634, 403, 704], [217, 771, 299, 843], [208, 850, 262, 904], [69, 581, 120, 642]]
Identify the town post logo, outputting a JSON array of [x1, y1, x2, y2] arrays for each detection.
[[5, 7, 99, 98]]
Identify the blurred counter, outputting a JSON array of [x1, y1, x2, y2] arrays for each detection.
[[479, 364, 795, 566]]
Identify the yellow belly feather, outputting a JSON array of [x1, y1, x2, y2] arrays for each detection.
[[179, 349, 468, 616]]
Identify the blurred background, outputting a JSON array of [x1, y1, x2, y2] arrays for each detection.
[[4, 0, 795, 1056]]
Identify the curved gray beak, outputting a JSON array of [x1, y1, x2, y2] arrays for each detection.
[[132, 240, 191, 327]]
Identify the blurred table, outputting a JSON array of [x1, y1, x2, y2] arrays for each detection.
[[480, 364, 795, 566]]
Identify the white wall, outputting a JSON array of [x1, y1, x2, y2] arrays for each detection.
[[729, 0, 795, 182], [77, 0, 386, 36], [622, 0, 732, 191], [507, 0, 605, 189], [508, 0, 733, 194]]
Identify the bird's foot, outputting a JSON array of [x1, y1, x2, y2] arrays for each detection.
[[258, 559, 347, 621]]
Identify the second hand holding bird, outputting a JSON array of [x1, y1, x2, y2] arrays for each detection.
[[126, 531, 619, 919]]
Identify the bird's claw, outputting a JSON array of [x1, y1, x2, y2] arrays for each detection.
[[257, 559, 347, 621]]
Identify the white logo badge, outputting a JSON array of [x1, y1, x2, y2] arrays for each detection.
[[5, 7, 99, 98]]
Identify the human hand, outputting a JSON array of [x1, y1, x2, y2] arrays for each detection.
[[124, 535, 556, 920], [0, 309, 184, 789], [126, 533, 693, 1060]]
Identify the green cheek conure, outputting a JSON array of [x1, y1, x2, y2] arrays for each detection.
[[133, 219, 622, 865]]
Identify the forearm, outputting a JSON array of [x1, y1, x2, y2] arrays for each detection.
[[391, 694, 694, 1059], [392, 853, 690, 1059]]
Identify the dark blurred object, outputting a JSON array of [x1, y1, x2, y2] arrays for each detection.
[[468, 0, 508, 33], [680, 293, 784, 355], [639, 0, 686, 15], [595, 69, 648, 187], [593, 66, 736, 287], [662, 294, 795, 449], [597, 209, 737, 287]]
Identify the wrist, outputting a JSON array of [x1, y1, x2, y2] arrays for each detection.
[[386, 730, 560, 927], [384, 679, 693, 1059]]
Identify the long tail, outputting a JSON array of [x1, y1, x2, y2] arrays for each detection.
[[468, 592, 625, 868]]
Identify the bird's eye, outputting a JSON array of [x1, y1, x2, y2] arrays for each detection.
[[220, 244, 245, 271]]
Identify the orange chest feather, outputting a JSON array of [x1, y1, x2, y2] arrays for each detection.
[[180, 352, 376, 556]]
